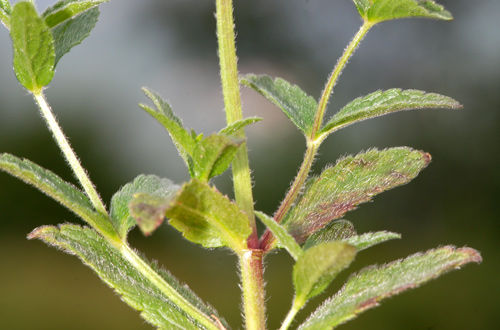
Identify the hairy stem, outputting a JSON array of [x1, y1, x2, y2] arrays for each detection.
[[216, 0, 257, 247], [313, 21, 373, 139], [259, 22, 373, 252], [33, 91, 107, 216], [119, 242, 223, 330], [240, 249, 267, 330]]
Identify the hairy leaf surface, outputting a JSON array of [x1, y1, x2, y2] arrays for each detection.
[[241, 74, 317, 137], [319, 89, 461, 139], [110, 174, 179, 238], [192, 134, 242, 182], [293, 242, 356, 303], [140, 88, 195, 167], [303, 220, 356, 250], [219, 116, 262, 136], [255, 211, 302, 260], [0, 153, 115, 237], [28, 224, 228, 330], [10, 1, 55, 92], [130, 179, 251, 252], [283, 148, 431, 243], [352, 0, 452, 23], [298, 246, 481, 330], [43, 0, 108, 66]]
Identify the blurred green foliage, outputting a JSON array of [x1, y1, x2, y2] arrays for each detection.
[[1, 0, 498, 329]]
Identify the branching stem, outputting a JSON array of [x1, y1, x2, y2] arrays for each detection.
[[259, 21, 373, 252]]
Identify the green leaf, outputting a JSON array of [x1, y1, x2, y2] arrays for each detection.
[[352, 0, 453, 23], [130, 179, 252, 252], [293, 242, 356, 304], [283, 148, 431, 244], [255, 211, 302, 261], [129, 192, 171, 236], [346, 231, 401, 251], [110, 174, 179, 239], [219, 116, 262, 136], [0, 153, 116, 238], [303, 220, 356, 250], [42, 0, 108, 66], [303, 220, 400, 251], [140, 88, 195, 168], [166, 179, 251, 252], [318, 89, 461, 139], [192, 134, 243, 182], [28, 224, 229, 330], [241, 74, 317, 137], [10, 1, 55, 92], [298, 246, 482, 330], [0, 0, 12, 29]]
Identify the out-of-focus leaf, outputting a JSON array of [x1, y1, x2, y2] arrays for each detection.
[[219, 116, 262, 136], [110, 174, 179, 238], [303, 220, 356, 250], [42, 0, 108, 66], [28, 224, 229, 330], [0, 0, 12, 29], [0, 153, 115, 238], [140, 88, 195, 168], [192, 134, 243, 182], [319, 89, 461, 139], [298, 246, 482, 330], [255, 211, 302, 260], [345, 231, 401, 251], [129, 193, 171, 236], [241, 74, 317, 137], [283, 148, 431, 244], [166, 179, 251, 252], [130, 179, 251, 252], [293, 242, 356, 304], [10, 1, 55, 92], [352, 0, 453, 23]]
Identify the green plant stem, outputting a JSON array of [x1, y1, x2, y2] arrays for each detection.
[[259, 21, 373, 252], [240, 249, 267, 330], [259, 142, 318, 251], [33, 91, 108, 216], [119, 242, 223, 330], [313, 21, 374, 139], [216, 0, 257, 247], [279, 299, 303, 330]]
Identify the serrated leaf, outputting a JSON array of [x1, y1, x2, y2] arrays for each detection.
[[241, 74, 317, 137], [192, 134, 243, 182], [294, 242, 356, 304], [283, 148, 431, 244], [303, 220, 356, 250], [140, 88, 195, 169], [110, 174, 179, 238], [219, 116, 262, 136], [42, 0, 108, 66], [352, 0, 453, 23], [298, 246, 482, 330], [0, 153, 115, 238], [319, 89, 461, 139], [10, 1, 55, 92], [28, 224, 228, 330], [255, 211, 302, 261]]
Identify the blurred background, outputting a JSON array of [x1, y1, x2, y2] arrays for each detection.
[[1, 0, 498, 329]]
